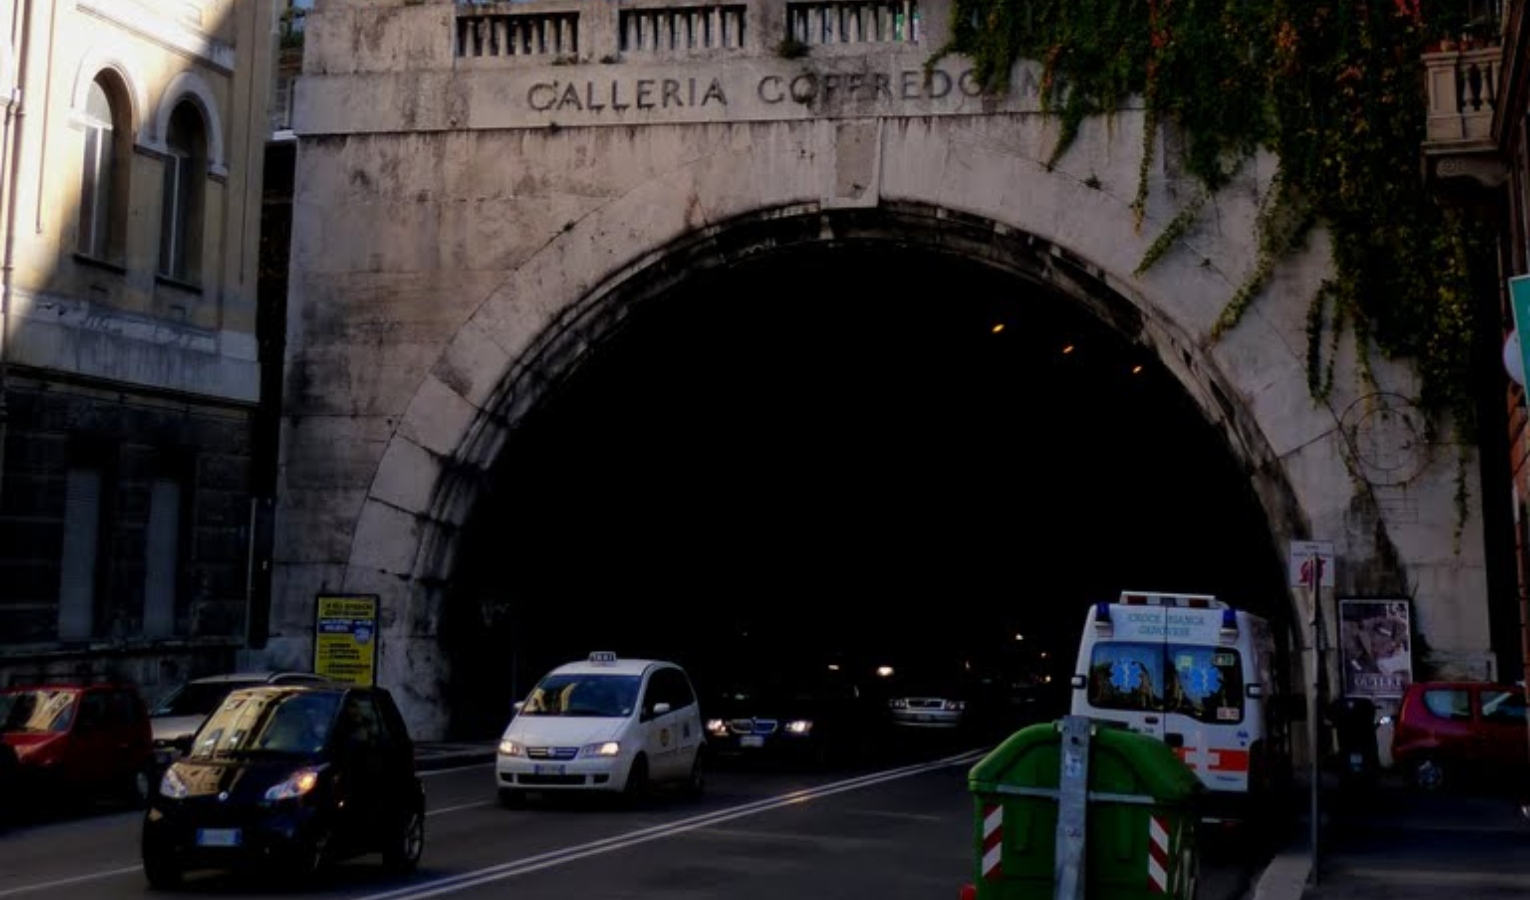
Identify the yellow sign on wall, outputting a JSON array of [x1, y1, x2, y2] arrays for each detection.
[[313, 594, 380, 686]]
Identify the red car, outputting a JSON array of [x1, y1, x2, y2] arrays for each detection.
[[1389, 680, 1528, 792], [0, 682, 156, 807]]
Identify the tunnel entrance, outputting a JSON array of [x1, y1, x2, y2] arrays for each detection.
[[441, 240, 1291, 739]]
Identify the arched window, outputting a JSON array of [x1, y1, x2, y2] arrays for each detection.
[[159, 100, 207, 284], [78, 73, 129, 260]]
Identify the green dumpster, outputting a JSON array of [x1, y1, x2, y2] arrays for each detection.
[[967, 716, 1203, 900]]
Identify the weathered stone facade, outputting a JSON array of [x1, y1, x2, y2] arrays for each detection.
[[272, 0, 1498, 738]]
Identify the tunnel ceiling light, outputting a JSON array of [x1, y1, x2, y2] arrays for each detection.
[[992, 323, 1006, 334], [1014, 633, 1024, 641], [1062, 344, 1075, 354], [1131, 364, 1144, 375]]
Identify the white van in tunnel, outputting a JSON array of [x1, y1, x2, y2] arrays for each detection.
[[1069, 591, 1291, 818]]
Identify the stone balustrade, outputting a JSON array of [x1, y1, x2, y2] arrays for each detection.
[[1424, 45, 1500, 149], [446, 0, 943, 64]]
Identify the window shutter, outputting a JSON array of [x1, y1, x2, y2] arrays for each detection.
[[57, 469, 102, 641], [143, 478, 182, 638]]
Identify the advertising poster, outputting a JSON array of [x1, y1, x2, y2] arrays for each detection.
[[313, 594, 380, 686], [1338, 598, 1413, 699]]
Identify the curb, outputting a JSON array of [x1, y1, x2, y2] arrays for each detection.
[[1248, 846, 1312, 900]]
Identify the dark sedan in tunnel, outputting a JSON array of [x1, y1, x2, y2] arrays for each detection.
[[701, 662, 883, 767]]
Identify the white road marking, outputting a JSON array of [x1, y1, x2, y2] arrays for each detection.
[[420, 762, 495, 777], [427, 800, 491, 817], [428, 802, 492, 820], [0, 747, 989, 900], [0, 866, 143, 899], [354, 748, 988, 900]]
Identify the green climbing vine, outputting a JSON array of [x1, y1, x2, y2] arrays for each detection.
[[933, 0, 1485, 529]]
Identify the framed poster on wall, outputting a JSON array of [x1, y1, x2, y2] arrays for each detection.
[[313, 593, 380, 686], [1338, 598, 1413, 699]]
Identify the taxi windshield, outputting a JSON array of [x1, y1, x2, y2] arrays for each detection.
[[189, 691, 340, 759], [1086, 642, 1244, 724], [521, 674, 640, 718]]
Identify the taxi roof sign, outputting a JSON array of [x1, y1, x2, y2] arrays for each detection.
[[588, 651, 618, 664]]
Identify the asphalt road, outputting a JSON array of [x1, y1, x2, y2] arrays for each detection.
[[0, 744, 1269, 900]]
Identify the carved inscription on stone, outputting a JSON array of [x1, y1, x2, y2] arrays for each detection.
[[522, 65, 1042, 116]]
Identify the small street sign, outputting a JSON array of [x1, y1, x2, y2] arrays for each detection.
[[1509, 276, 1530, 389], [1288, 539, 1335, 588]]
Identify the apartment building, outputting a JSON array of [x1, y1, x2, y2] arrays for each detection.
[[0, 0, 280, 694]]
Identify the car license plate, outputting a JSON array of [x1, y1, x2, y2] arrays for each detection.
[[914, 714, 932, 722], [195, 828, 241, 848], [740, 735, 765, 748], [532, 764, 565, 776]]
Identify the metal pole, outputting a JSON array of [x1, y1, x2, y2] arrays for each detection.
[[1307, 553, 1323, 884], [0, 0, 34, 509], [1054, 715, 1091, 900]]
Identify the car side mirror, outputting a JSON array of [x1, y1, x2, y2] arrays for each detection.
[[651, 702, 672, 716]]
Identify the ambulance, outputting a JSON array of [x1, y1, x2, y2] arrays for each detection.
[[1069, 591, 1290, 818]]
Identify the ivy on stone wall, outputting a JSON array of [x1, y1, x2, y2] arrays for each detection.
[[933, 0, 1481, 527]]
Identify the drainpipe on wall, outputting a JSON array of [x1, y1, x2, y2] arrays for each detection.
[[0, 0, 32, 506]]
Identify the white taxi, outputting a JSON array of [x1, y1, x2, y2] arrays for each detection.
[[494, 652, 705, 805]]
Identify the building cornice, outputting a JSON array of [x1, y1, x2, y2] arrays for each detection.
[[76, 0, 236, 75]]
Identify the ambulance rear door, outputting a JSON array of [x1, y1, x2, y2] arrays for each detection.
[[1074, 600, 1172, 740], [1160, 607, 1252, 794]]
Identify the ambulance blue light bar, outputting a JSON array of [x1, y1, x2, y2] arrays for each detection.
[[1093, 602, 1113, 636], [1219, 608, 1239, 642], [1119, 591, 1225, 609]]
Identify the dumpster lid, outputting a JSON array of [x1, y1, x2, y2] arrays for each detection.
[[969, 719, 1203, 803]]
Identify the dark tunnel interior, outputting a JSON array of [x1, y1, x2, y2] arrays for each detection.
[[441, 241, 1293, 738]]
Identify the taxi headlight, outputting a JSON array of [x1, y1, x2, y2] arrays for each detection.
[[706, 719, 728, 736], [785, 720, 812, 735], [498, 739, 523, 757], [159, 766, 190, 800], [264, 767, 321, 802], [580, 741, 620, 758], [945, 700, 966, 711]]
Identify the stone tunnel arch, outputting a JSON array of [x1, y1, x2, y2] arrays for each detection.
[[351, 200, 1338, 738], [427, 201, 1305, 577]]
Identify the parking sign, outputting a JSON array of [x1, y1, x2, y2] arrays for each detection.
[[1288, 540, 1335, 588]]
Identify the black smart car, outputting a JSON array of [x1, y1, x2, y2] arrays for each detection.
[[140, 684, 424, 888]]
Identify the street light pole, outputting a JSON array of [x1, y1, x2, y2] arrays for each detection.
[[1307, 552, 1325, 885]]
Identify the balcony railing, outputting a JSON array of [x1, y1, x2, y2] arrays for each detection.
[[451, 1, 926, 60], [787, 1, 921, 46], [1423, 45, 1500, 149], [456, 10, 580, 59], [619, 6, 747, 53]]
